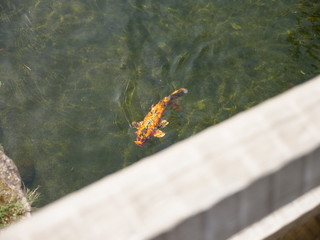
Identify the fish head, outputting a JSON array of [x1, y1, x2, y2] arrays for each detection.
[[134, 140, 145, 147]]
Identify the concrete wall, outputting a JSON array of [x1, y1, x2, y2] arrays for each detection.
[[229, 184, 320, 239], [0, 75, 320, 240]]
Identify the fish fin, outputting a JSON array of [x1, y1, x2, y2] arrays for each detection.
[[153, 129, 165, 138], [132, 121, 142, 129], [158, 120, 169, 128], [168, 88, 188, 100], [169, 101, 182, 110]]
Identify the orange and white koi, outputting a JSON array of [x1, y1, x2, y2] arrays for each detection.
[[132, 88, 188, 146]]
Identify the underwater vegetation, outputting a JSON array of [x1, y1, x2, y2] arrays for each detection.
[[0, 0, 319, 206]]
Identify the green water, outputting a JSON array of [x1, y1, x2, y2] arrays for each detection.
[[0, 0, 319, 206]]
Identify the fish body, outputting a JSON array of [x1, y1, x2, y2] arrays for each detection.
[[132, 88, 188, 146]]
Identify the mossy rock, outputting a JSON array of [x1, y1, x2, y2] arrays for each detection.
[[0, 150, 31, 227], [0, 181, 26, 227]]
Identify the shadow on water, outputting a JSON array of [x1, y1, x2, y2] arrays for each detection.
[[0, 0, 319, 206]]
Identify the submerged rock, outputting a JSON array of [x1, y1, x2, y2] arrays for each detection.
[[0, 148, 31, 227]]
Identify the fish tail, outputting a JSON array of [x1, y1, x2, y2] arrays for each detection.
[[168, 88, 188, 101]]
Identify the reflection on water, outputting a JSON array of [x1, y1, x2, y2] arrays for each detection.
[[0, 0, 319, 206]]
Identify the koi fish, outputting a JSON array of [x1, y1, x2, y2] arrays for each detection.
[[132, 88, 188, 146]]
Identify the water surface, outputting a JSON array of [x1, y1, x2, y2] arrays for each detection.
[[0, 0, 319, 206]]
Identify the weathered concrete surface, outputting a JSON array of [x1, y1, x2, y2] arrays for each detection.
[[0, 150, 31, 220], [0, 76, 319, 239]]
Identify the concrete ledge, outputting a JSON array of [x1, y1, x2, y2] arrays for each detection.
[[0, 76, 320, 240]]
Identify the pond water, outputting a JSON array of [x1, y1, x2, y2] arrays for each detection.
[[0, 0, 319, 206]]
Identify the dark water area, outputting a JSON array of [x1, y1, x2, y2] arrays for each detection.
[[0, 0, 319, 206]]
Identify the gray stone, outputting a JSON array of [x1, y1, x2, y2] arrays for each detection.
[[0, 149, 31, 222]]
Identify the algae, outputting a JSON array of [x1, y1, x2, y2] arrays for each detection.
[[0, 0, 319, 206]]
